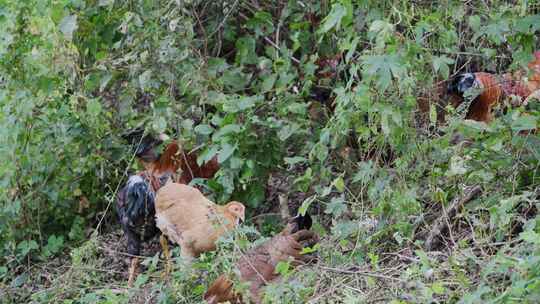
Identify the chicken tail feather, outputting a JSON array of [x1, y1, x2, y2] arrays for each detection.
[[289, 213, 313, 233], [204, 275, 238, 304]]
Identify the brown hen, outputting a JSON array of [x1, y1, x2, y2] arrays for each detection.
[[204, 214, 318, 304]]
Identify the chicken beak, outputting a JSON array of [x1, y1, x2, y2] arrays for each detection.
[[239, 214, 245, 224]]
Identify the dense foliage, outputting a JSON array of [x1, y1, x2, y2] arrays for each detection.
[[1, 0, 539, 303]]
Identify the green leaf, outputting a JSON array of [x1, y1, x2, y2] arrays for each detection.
[[284, 156, 307, 166], [468, 15, 481, 31], [260, 74, 277, 93], [318, 3, 347, 34], [352, 161, 375, 183], [361, 54, 405, 91], [432, 55, 454, 78], [0, 266, 7, 279], [300, 243, 320, 254], [447, 155, 468, 176], [59, 14, 78, 41], [298, 195, 316, 216], [152, 116, 167, 133], [325, 196, 347, 217], [511, 115, 537, 132], [218, 143, 236, 163], [86, 99, 102, 117], [138, 70, 153, 90], [198, 146, 219, 165], [17, 240, 39, 258], [431, 282, 446, 295], [134, 273, 149, 288], [194, 124, 214, 135], [278, 123, 300, 141], [275, 261, 291, 276], [520, 230, 540, 245], [333, 176, 345, 192], [223, 95, 263, 113], [98, 0, 114, 6], [368, 20, 394, 49], [43, 235, 64, 257], [235, 36, 258, 65]]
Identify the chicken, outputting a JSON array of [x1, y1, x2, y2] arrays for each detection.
[[203, 214, 318, 304], [154, 183, 245, 276], [116, 129, 220, 286], [448, 51, 540, 122]]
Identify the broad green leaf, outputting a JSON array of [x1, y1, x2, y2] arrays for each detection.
[[352, 161, 375, 183], [235, 36, 257, 65], [318, 3, 347, 34], [511, 115, 537, 132], [86, 99, 102, 117], [220, 69, 252, 92], [223, 95, 263, 113], [43, 235, 64, 257], [468, 15, 481, 31], [278, 123, 300, 141], [325, 196, 347, 217], [197, 145, 219, 166], [361, 54, 406, 91], [260, 74, 277, 93], [369, 20, 394, 49], [59, 15, 78, 41], [194, 124, 214, 135], [218, 143, 236, 163], [520, 230, 540, 245], [134, 273, 149, 288], [17, 240, 39, 258], [432, 55, 455, 78], [275, 261, 291, 276], [300, 243, 320, 254], [152, 116, 167, 133]]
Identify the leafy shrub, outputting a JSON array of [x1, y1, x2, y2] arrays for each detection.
[[1, 0, 539, 303]]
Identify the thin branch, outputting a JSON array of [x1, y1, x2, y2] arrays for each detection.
[[424, 185, 482, 251]]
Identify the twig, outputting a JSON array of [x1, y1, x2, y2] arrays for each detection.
[[424, 185, 482, 251], [238, 12, 301, 64], [278, 194, 291, 220], [318, 266, 406, 283], [207, 0, 240, 38]]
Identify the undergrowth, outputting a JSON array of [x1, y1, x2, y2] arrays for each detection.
[[1, 0, 539, 303]]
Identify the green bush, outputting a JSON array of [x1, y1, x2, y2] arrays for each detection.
[[1, 0, 539, 303]]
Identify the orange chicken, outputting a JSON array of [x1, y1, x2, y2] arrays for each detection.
[[448, 51, 540, 122], [204, 214, 317, 304], [155, 183, 245, 275]]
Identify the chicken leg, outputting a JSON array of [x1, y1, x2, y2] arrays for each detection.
[[127, 257, 139, 287], [160, 234, 172, 279]]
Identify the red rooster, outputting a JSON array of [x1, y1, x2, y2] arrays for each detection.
[[116, 129, 219, 286], [448, 51, 540, 122]]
